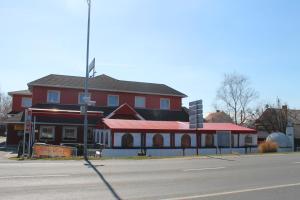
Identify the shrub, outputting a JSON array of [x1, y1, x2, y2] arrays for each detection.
[[258, 141, 278, 153]]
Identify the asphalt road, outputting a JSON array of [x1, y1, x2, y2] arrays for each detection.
[[0, 153, 300, 200]]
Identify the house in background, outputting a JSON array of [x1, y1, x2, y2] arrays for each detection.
[[255, 105, 300, 149], [205, 110, 233, 123], [4, 74, 257, 156]]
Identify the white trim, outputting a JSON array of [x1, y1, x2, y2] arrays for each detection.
[[107, 95, 119, 107], [134, 96, 146, 108], [39, 126, 55, 141], [47, 90, 60, 103], [28, 84, 187, 97], [62, 126, 77, 141], [160, 98, 170, 110]]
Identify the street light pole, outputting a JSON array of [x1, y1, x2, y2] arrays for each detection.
[[84, 0, 91, 159]]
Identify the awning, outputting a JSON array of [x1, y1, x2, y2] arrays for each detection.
[[103, 119, 256, 134]]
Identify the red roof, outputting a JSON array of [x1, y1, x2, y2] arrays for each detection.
[[103, 119, 256, 133]]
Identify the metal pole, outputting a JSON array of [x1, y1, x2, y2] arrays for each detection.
[[22, 110, 27, 158], [84, 0, 91, 159]]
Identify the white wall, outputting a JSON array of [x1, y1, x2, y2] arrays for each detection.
[[114, 132, 123, 147], [132, 133, 141, 147], [201, 134, 206, 147]]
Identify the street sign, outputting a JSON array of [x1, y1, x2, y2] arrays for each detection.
[[189, 100, 203, 129], [24, 109, 32, 133], [88, 58, 95, 73]]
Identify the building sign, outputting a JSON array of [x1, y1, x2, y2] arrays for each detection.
[[14, 125, 24, 131]]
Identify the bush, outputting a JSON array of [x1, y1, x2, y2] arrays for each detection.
[[258, 141, 278, 153]]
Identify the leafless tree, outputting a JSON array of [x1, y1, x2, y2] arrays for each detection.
[[0, 91, 12, 121], [216, 72, 258, 125]]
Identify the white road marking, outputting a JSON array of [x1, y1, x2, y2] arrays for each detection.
[[294, 162, 300, 164], [183, 167, 226, 172], [0, 174, 71, 179], [161, 182, 300, 200]]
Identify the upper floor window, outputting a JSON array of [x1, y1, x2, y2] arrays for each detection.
[[160, 98, 170, 110], [21, 97, 32, 108], [47, 90, 60, 103], [78, 93, 91, 105], [135, 96, 145, 108], [107, 95, 119, 107]]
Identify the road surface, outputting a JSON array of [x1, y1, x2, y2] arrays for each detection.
[[0, 153, 300, 200]]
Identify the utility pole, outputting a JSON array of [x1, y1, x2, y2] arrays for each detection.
[[84, 0, 91, 159]]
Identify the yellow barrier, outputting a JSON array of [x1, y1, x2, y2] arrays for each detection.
[[32, 144, 74, 158]]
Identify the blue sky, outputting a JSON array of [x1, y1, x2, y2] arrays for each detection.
[[0, 0, 299, 113]]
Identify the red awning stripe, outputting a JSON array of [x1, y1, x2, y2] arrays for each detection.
[[103, 119, 256, 133]]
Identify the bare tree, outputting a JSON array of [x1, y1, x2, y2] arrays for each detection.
[[216, 72, 258, 125], [0, 91, 12, 121]]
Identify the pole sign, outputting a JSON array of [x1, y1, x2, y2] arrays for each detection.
[[88, 58, 95, 73], [24, 109, 32, 133], [189, 100, 203, 129]]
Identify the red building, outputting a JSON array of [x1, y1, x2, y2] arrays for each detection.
[[5, 74, 257, 156]]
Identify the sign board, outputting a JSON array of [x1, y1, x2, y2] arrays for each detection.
[[189, 100, 203, 129], [88, 58, 95, 73], [24, 109, 32, 133]]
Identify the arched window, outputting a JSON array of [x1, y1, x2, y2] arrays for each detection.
[[205, 134, 214, 147], [181, 134, 191, 148], [122, 133, 134, 148], [153, 134, 164, 147]]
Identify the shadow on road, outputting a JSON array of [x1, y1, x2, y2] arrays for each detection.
[[85, 159, 122, 200]]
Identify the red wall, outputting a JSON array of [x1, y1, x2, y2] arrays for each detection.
[[32, 86, 182, 110], [11, 94, 32, 112]]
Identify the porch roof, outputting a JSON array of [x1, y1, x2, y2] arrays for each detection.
[[103, 119, 256, 133]]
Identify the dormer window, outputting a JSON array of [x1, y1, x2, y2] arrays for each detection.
[[160, 98, 170, 110], [107, 95, 119, 107], [47, 90, 60, 103], [21, 97, 32, 108]]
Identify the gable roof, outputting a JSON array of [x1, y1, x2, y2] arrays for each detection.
[[28, 74, 186, 97]]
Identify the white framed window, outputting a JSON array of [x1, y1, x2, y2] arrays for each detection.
[[107, 95, 119, 107], [62, 127, 77, 141], [21, 97, 32, 108], [160, 98, 170, 110], [47, 90, 60, 103], [135, 96, 146, 108], [78, 93, 91, 105], [39, 126, 55, 141]]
